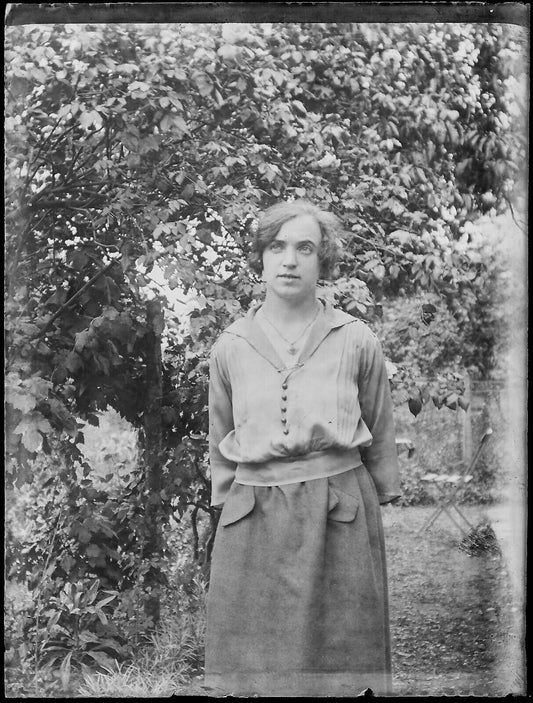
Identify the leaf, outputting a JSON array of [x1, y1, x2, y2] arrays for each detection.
[[102, 305, 120, 321], [432, 395, 444, 409], [193, 72, 213, 97], [74, 523, 92, 544], [28, 66, 47, 83], [457, 397, 470, 411], [79, 109, 103, 130], [390, 263, 400, 278], [408, 397, 422, 417], [159, 113, 189, 134], [218, 44, 238, 61], [84, 650, 117, 669], [127, 80, 151, 96], [36, 416, 52, 433], [456, 158, 470, 177], [59, 652, 73, 691], [292, 99, 307, 116], [6, 387, 37, 413], [86, 544, 101, 558], [181, 182, 195, 201], [168, 93, 184, 110], [57, 102, 79, 118], [64, 352, 83, 373], [316, 153, 337, 168], [47, 611, 61, 629], [196, 226, 212, 244], [13, 413, 51, 453], [86, 413, 100, 426], [74, 330, 92, 353], [97, 594, 118, 608], [373, 264, 386, 280], [445, 393, 458, 410], [446, 122, 459, 146], [116, 62, 140, 74], [96, 609, 108, 625], [61, 554, 77, 572]]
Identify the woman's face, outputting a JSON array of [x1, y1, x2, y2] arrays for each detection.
[[261, 214, 322, 304]]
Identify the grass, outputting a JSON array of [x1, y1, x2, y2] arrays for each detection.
[[77, 625, 208, 698], [78, 665, 184, 698], [76, 577, 207, 698]]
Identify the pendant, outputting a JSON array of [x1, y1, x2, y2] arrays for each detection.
[[288, 346, 297, 355]]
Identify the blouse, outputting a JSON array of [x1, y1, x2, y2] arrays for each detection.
[[208, 300, 401, 508]]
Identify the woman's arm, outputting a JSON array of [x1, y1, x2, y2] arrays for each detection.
[[358, 329, 402, 504], [208, 341, 237, 507]]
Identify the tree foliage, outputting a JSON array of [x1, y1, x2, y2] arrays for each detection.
[[4, 20, 527, 664]]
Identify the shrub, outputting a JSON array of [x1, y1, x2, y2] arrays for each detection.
[[77, 566, 207, 697], [4, 421, 209, 697]]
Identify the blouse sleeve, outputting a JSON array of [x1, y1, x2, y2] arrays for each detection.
[[208, 339, 237, 508], [358, 328, 402, 504]]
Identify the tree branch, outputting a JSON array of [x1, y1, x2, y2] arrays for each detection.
[[31, 197, 107, 209], [30, 184, 110, 206], [504, 195, 526, 233], [33, 259, 118, 340], [61, 144, 85, 186], [349, 231, 413, 261], [25, 116, 64, 186]]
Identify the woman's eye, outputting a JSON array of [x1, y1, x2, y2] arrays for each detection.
[[299, 245, 313, 253], [270, 242, 283, 251]]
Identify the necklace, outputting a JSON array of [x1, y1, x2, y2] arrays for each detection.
[[261, 304, 320, 355]]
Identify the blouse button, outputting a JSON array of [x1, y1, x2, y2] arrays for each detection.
[[283, 428, 289, 435], [281, 406, 287, 413], [282, 382, 288, 390], [281, 394, 287, 401], [281, 417, 287, 425]]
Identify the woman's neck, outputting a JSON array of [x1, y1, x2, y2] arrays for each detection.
[[261, 294, 319, 327]]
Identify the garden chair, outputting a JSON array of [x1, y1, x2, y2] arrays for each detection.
[[417, 428, 493, 536]]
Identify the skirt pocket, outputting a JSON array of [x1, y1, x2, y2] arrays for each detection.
[[327, 469, 360, 523], [220, 483, 256, 526]]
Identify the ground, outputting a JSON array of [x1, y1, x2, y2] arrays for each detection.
[[383, 504, 525, 697]]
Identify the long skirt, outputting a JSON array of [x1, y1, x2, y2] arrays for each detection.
[[204, 465, 392, 697]]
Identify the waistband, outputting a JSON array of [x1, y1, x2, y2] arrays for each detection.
[[235, 447, 363, 487]]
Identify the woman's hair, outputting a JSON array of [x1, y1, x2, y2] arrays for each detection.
[[248, 200, 343, 280]]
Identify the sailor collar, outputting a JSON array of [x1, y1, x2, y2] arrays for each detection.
[[221, 300, 357, 372]]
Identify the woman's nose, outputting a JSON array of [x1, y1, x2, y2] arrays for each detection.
[[282, 247, 297, 266]]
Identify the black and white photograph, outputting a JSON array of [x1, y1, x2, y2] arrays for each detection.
[[4, 2, 528, 697]]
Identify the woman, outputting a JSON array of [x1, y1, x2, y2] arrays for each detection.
[[205, 200, 401, 697]]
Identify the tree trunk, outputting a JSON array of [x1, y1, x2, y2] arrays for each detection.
[[143, 297, 164, 627]]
